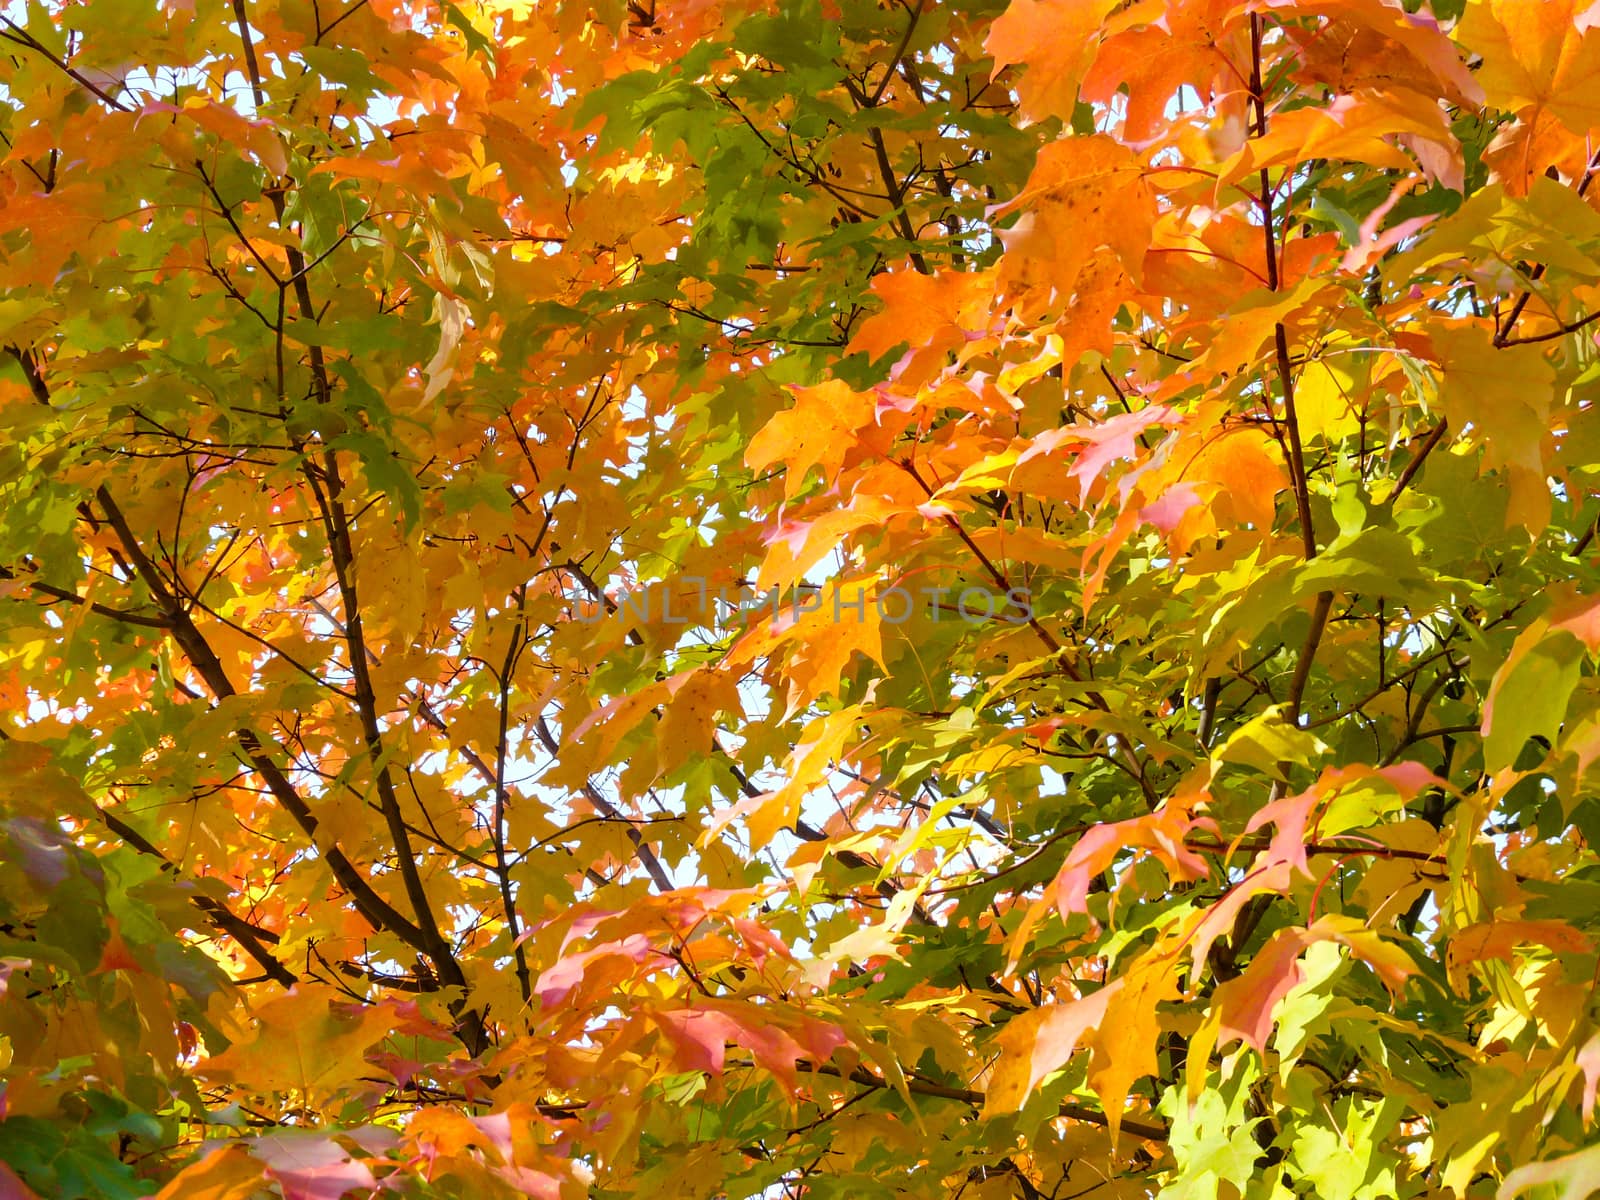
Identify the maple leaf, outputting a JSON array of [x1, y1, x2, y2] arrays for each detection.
[[1216, 90, 1464, 193], [1447, 919, 1594, 992], [1081, 0, 1252, 143], [1461, 0, 1600, 138], [1498, 1142, 1600, 1200], [0, 1163, 40, 1200], [994, 135, 1155, 320], [1211, 926, 1311, 1055], [152, 1147, 264, 1200], [246, 1135, 381, 1200], [1211, 916, 1414, 1057], [656, 668, 741, 779], [706, 704, 864, 848], [1430, 323, 1556, 531], [653, 1000, 848, 1096], [1049, 794, 1213, 917], [531, 932, 656, 1009], [200, 988, 396, 1102], [1483, 617, 1586, 772], [988, 943, 1179, 1143], [985, 983, 1116, 1117], [850, 267, 1001, 387], [1084, 948, 1182, 1143], [984, 0, 1120, 124], [746, 381, 888, 501]]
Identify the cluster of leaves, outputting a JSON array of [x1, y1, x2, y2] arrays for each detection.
[[2, 0, 1600, 1195]]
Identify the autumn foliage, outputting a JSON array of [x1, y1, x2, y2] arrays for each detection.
[[2, 0, 1600, 1195]]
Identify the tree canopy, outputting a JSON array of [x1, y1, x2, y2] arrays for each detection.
[[2, 0, 1600, 1196]]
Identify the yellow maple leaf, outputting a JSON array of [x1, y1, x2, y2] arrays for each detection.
[[200, 987, 396, 1103]]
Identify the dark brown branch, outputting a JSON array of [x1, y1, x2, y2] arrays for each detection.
[[0, 17, 130, 110], [0, 566, 172, 628], [793, 1059, 1169, 1143], [96, 806, 297, 987], [1497, 307, 1600, 346], [530, 715, 676, 892], [9, 346, 436, 965], [1391, 419, 1449, 500], [1495, 146, 1600, 345], [228, 0, 487, 1053], [492, 593, 533, 1004]]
